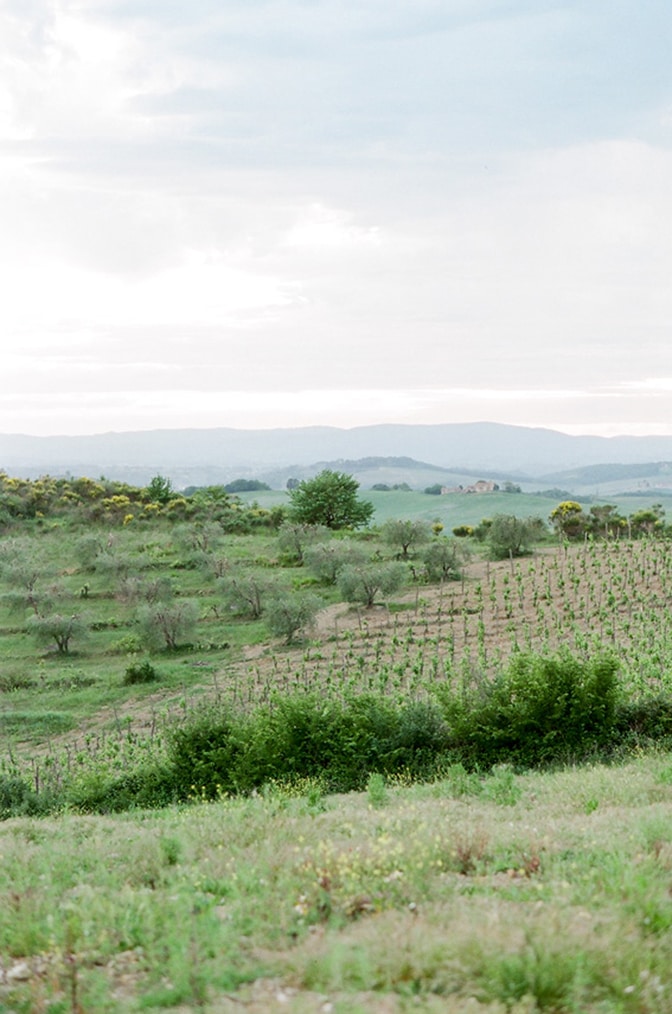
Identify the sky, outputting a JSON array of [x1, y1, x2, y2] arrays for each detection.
[[1, 0, 671, 438]]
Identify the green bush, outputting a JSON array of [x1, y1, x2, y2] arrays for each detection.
[[123, 658, 159, 685], [434, 652, 621, 769], [166, 693, 451, 798], [615, 694, 672, 748], [0, 775, 43, 818], [66, 765, 177, 813], [167, 705, 246, 799]]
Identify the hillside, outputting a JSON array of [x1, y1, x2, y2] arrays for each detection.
[[540, 461, 672, 497], [4, 422, 672, 485]]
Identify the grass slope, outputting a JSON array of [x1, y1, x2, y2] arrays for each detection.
[[1, 755, 672, 1010], [238, 488, 672, 526]]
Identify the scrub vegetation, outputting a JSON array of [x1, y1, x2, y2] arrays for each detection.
[[1, 469, 672, 1009]]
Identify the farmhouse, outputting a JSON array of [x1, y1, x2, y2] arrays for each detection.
[[441, 479, 499, 495]]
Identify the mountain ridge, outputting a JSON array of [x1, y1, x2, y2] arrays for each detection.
[[2, 423, 672, 486]]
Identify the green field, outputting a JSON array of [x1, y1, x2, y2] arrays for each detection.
[[239, 487, 672, 528]]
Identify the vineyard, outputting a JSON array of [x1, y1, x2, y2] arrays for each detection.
[[228, 538, 672, 707]]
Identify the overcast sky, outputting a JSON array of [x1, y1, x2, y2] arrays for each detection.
[[1, 0, 671, 437]]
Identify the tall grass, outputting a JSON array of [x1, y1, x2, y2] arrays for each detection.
[[1, 753, 672, 1010]]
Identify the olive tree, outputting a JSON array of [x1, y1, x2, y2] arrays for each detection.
[[277, 521, 329, 565], [265, 592, 321, 644], [337, 562, 407, 608], [486, 514, 544, 560], [217, 569, 275, 619], [137, 600, 199, 651], [303, 540, 368, 584], [27, 612, 87, 655], [381, 518, 431, 559], [423, 538, 470, 582]]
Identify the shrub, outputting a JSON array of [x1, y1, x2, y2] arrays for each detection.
[[166, 704, 247, 799], [67, 765, 178, 814], [434, 652, 621, 769], [165, 693, 451, 799], [615, 695, 672, 749], [123, 659, 158, 685], [0, 775, 44, 819], [111, 633, 144, 655]]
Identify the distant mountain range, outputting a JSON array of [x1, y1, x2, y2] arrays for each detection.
[[2, 423, 672, 493]]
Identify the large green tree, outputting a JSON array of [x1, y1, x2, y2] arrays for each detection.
[[287, 470, 374, 530]]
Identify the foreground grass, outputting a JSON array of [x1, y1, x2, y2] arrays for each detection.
[[1, 754, 672, 1011]]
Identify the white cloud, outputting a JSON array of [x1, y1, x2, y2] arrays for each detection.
[[0, 1, 671, 436]]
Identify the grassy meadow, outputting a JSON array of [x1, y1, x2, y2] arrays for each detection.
[[1, 473, 672, 1009], [236, 487, 672, 528], [2, 756, 672, 1011]]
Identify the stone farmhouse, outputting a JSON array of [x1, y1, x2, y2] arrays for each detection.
[[441, 479, 499, 495]]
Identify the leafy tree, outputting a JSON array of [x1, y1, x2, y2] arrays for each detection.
[[423, 538, 470, 582], [588, 504, 625, 539], [381, 518, 431, 559], [265, 593, 321, 644], [277, 522, 329, 564], [118, 575, 174, 606], [137, 600, 199, 651], [288, 470, 374, 530], [337, 562, 407, 608], [144, 474, 175, 505], [224, 479, 271, 493], [217, 570, 274, 619], [27, 612, 87, 655], [304, 540, 368, 584], [424, 484, 443, 495], [472, 518, 493, 542], [486, 514, 544, 560], [629, 505, 665, 537], [549, 501, 587, 540]]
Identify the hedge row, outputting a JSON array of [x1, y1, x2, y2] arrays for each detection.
[[3, 652, 672, 818]]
